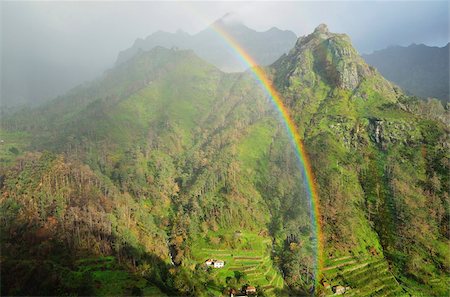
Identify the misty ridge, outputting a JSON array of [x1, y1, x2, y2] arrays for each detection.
[[3, 13, 298, 110], [115, 13, 298, 72], [1, 2, 449, 111], [0, 2, 449, 297]]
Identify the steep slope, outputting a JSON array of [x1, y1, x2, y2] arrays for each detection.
[[116, 15, 297, 72], [1, 47, 312, 296], [273, 24, 449, 296], [363, 43, 450, 102]]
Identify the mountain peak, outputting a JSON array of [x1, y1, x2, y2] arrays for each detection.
[[314, 23, 329, 34], [212, 12, 244, 28], [274, 25, 396, 92]]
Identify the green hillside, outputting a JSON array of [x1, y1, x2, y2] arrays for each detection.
[[1, 24, 448, 297], [1, 45, 309, 296], [272, 24, 449, 296]]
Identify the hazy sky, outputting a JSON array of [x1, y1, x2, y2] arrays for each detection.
[[1, 1, 449, 107]]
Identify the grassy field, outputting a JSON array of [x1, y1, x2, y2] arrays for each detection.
[[189, 231, 285, 296]]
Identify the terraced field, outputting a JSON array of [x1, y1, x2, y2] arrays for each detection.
[[190, 231, 285, 296], [322, 256, 408, 297]]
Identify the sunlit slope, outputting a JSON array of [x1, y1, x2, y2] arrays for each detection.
[[273, 24, 449, 296]]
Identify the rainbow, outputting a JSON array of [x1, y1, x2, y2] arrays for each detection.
[[180, 7, 324, 284], [210, 21, 324, 283]]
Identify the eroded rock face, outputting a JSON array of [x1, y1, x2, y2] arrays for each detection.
[[327, 116, 427, 151], [368, 118, 422, 150], [339, 62, 360, 90], [326, 37, 372, 90], [368, 119, 384, 145], [328, 117, 364, 149]]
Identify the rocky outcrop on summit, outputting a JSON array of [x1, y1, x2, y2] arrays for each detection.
[[327, 38, 371, 90], [274, 24, 396, 92]]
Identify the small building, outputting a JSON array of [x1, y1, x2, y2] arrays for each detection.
[[205, 259, 224, 268], [332, 285, 346, 295], [245, 285, 256, 294], [323, 282, 331, 289], [213, 260, 225, 268]]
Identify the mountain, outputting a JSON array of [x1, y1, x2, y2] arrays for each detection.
[[1, 25, 449, 297], [116, 15, 297, 72], [362, 43, 450, 102], [273, 24, 449, 296]]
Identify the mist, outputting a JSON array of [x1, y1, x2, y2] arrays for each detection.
[[1, 1, 448, 108]]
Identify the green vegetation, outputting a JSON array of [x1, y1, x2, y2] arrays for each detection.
[[187, 231, 285, 296], [1, 25, 448, 297], [322, 256, 407, 297], [273, 24, 449, 296], [0, 47, 307, 296], [0, 130, 30, 164]]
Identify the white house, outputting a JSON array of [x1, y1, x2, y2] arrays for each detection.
[[205, 258, 225, 268], [333, 285, 346, 295], [213, 260, 225, 268]]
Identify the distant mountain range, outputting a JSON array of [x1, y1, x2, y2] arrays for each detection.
[[1, 16, 296, 110], [363, 43, 449, 102], [116, 16, 297, 72], [3, 15, 447, 111]]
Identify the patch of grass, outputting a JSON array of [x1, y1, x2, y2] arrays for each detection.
[[68, 256, 167, 297], [0, 129, 30, 164]]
